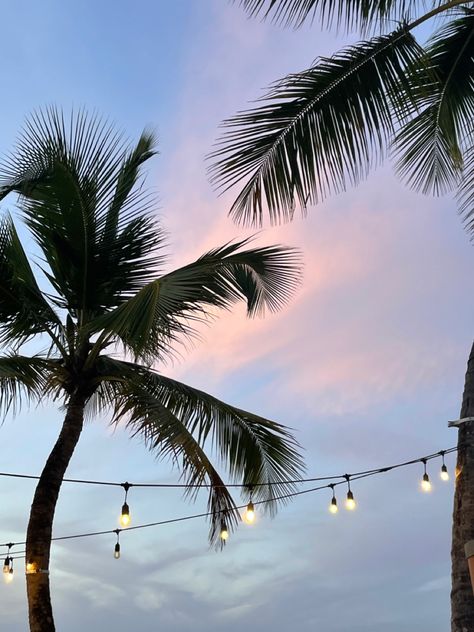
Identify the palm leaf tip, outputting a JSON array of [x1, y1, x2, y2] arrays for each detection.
[[393, 10, 474, 196], [0, 355, 51, 418], [89, 239, 302, 363], [238, 0, 418, 29], [209, 27, 424, 226]]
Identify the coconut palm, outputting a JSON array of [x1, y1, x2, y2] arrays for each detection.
[[0, 108, 304, 632], [210, 1, 474, 630]]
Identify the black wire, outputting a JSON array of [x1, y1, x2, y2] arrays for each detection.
[[0, 446, 458, 549], [0, 446, 457, 490]]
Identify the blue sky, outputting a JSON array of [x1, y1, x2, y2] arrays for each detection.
[[1, 2, 472, 630]]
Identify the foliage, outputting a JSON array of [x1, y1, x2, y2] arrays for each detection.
[[211, 2, 474, 233], [0, 108, 304, 545]]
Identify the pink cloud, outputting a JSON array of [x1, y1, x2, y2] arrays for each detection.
[[153, 4, 472, 416]]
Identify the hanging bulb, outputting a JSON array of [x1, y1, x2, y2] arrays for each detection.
[[329, 485, 338, 514], [421, 473, 432, 492], [3, 545, 13, 574], [244, 501, 255, 524], [25, 561, 37, 575], [344, 476, 356, 510], [119, 483, 131, 527], [243, 485, 256, 524], [220, 521, 229, 541], [421, 460, 431, 492], [4, 561, 13, 584], [120, 502, 130, 527], [440, 452, 449, 481], [113, 529, 121, 559], [345, 490, 356, 511]]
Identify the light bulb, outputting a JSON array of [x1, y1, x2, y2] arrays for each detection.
[[120, 502, 130, 527], [114, 543, 121, 560], [421, 473, 432, 492], [441, 464, 449, 482], [220, 523, 229, 541], [25, 562, 37, 575], [244, 501, 255, 524], [3, 557, 10, 574], [345, 491, 356, 511], [329, 497, 338, 514], [4, 567, 13, 584]]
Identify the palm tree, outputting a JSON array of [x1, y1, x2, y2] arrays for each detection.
[[210, 1, 474, 630], [0, 108, 304, 632]]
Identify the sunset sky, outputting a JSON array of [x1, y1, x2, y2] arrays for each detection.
[[1, 2, 472, 630]]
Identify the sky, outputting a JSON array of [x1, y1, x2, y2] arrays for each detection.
[[0, 2, 473, 630]]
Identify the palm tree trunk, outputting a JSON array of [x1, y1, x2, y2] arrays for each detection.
[[451, 341, 474, 632], [25, 391, 87, 632]]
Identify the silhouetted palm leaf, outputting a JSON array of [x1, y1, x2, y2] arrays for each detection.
[[0, 355, 52, 417], [88, 239, 302, 362], [393, 9, 474, 195], [239, 0, 418, 29], [99, 357, 303, 544], [0, 108, 165, 318], [0, 214, 62, 346], [209, 27, 423, 225]]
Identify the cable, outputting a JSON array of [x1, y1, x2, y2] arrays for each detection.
[[0, 445, 457, 549], [0, 446, 457, 490]]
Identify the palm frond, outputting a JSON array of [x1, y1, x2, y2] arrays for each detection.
[[0, 214, 62, 347], [238, 0, 419, 30], [0, 355, 52, 418], [88, 238, 302, 362], [99, 357, 304, 545], [0, 107, 164, 317], [209, 27, 424, 226], [393, 10, 474, 195], [457, 133, 474, 236], [115, 386, 240, 547]]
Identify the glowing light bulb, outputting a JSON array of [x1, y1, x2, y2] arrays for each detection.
[[244, 501, 255, 524], [345, 491, 356, 511], [25, 562, 37, 575], [329, 497, 338, 514], [441, 464, 449, 482], [114, 543, 121, 560], [3, 557, 10, 574], [120, 502, 130, 527], [220, 522, 229, 541], [421, 473, 432, 492], [4, 568, 13, 584]]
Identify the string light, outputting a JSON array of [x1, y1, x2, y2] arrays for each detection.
[[0, 446, 457, 564], [0, 447, 457, 490], [4, 557, 13, 584], [3, 555, 10, 573], [120, 483, 131, 527], [421, 459, 432, 492], [344, 475, 356, 510], [220, 514, 229, 542], [440, 451, 450, 482], [329, 484, 338, 514], [3, 544, 13, 582], [243, 485, 255, 524], [113, 530, 121, 559]]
